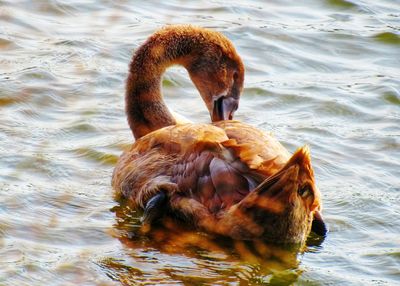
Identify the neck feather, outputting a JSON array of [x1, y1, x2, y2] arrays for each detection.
[[126, 54, 175, 139], [126, 28, 202, 139]]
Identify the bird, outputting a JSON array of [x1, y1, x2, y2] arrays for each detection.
[[112, 25, 327, 244]]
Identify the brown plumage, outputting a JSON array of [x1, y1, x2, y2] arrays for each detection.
[[112, 25, 326, 244], [126, 25, 244, 139]]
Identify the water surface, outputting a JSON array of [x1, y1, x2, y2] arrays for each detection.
[[1, 0, 399, 285]]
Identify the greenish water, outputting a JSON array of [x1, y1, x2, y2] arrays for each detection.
[[1, 0, 399, 285]]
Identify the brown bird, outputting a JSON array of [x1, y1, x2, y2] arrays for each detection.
[[112, 25, 327, 244]]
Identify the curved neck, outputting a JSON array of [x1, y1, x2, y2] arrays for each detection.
[[125, 26, 240, 139], [126, 56, 175, 140], [126, 30, 202, 139]]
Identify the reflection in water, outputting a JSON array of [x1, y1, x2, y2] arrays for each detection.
[[103, 202, 324, 285]]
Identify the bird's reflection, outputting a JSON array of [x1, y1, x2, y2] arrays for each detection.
[[102, 202, 324, 285]]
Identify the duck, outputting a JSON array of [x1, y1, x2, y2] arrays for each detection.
[[112, 25, 327, 244]]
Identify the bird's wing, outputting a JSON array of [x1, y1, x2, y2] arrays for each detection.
[[113, 122, 291, 216], [213, 121, 290, 176]]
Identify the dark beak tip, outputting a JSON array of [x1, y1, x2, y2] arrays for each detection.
[[212, 96, 238, 122], [212, 96, 225, 122]]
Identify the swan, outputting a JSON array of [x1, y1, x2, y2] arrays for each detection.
[[112, 25, 327, 244]]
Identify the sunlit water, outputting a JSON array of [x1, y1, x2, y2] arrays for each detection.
[[1, 0, 399, 285]]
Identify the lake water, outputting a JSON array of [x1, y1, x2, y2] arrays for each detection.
[[1, 0, 399, 285]]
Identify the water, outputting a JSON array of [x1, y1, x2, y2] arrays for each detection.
[[1, 0, 399, 285]]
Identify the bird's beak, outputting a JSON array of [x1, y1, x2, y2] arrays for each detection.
[[211, 96, 239, 122]]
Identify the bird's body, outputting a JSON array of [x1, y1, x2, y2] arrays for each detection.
[[112, 25, 326, 244], [113, 121, 288, 219]]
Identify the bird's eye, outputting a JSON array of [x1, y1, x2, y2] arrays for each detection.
[[298, 185, 311, 198]]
